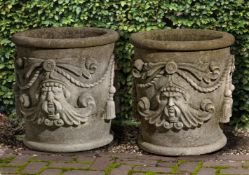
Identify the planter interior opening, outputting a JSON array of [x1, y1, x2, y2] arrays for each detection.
[[145, 31, 223, 42], [24, 28, 107, 39], [12, 27, 119, 48]]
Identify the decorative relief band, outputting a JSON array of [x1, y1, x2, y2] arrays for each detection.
[[133, 58, 231, 93], [16, 57, 112, 90], [137, 82, 215, 130], [15, 56, 115, 127], [134, 56, 235, 129]]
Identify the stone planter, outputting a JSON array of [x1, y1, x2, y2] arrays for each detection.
[[131, 29, 235, 155], [12, 27, 119, 152]]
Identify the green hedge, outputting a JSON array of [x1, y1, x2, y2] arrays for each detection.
[[0, 0, 249, 128]]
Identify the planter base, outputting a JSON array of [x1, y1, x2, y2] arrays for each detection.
[[138, 134, 227, 156], [23, 134, 113, 153]]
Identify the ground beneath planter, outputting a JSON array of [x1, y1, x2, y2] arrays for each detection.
[[1, 118, 249, 174], [1, 138, 249, 175], [1, 118, 249, 156]]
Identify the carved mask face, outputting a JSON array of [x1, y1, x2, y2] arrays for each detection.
[[40, 83, 66, 119], [160, 91, 186, 123]]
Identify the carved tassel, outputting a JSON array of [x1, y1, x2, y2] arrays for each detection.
[[106, 86, 116, 120], [220, 58, 234, 123], [221, 98, 232, 123], [106, 55, 116, 120]]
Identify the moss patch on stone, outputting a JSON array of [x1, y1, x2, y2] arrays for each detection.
[[145, 172, 156, 175], [0, 156, 15, 166], [104, 162, 122, 175], [171, 159, 186, 173], [16, 160, 32, 174], [191, 161, 203, 175]]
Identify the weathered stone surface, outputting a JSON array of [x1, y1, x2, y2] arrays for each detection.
[[1, 150, 249, 175], [21, 162, 47, 174], [133, 165, 171, 173], [76, 155, 96, 163], [221, 168, 249, 174], [12, 27, 119, 152], [110, 165, 133, 175], [49, 162, 90, 169], [64, 170, 104, 175], [218, 155, 249, 161], [90, 156, 113, 170], [242, 161, 249, 168], [40, 169, 62, 175], [203, 160, 242, 167], [131, 29, 235, 156], [8, 155, 33, 166], [177, 162, 199, 173], [118, 158, 157, 166], [31, 154, 74, 162], [178, 155, 215, 161], [0, 167, 18, 174], [155, 161, 177, 168], [197, 168, 216, 175]]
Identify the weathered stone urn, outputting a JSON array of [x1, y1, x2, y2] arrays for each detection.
[[12, 27, 119, 152], [131, 29, 235, 155]]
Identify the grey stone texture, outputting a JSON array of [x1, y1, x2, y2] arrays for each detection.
[[21, 162, 48, 174], [12, 27, 119, 152], [40, 169, 62, 175], [0, 167, 18, 174], [64, 170, 104, 175], [110, 165, 133, 175], [130, 29, 235, 155], [91, 155, 113, 170], [1, 150, 249, 175]]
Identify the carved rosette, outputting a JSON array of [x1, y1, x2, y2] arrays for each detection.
[[133, 56, 235, 130], [15, 56, 116, 127]]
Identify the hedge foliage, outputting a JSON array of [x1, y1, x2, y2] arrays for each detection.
[[0, 0, 249, 128]]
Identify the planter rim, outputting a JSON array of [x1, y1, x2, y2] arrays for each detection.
[[130, 29, 235, 51], [12, 27, 119, 48]]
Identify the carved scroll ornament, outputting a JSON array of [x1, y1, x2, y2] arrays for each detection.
[[16, 56, 115, 127], [133, 58, 232, 93], [137, 82, 215, 130], [134, 56, 234, 130]]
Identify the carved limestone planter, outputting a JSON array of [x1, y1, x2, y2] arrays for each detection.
[[131, 29, 235, 155], [12, 27, 119, 152]]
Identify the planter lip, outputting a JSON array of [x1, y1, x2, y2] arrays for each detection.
[[12, 27, 119, 48], [130, 29, 235, 51]]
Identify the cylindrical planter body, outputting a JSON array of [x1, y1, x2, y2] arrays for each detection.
[[131, 29, 235, 155], [12, 27, 119, 152]]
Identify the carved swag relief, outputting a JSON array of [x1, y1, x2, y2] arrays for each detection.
[[133, 56, 234, 130], [15, 56, 115, 127]]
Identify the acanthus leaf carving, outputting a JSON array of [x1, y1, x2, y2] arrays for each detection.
[[16, 55, 115, 127], [137, 81, 215, 130], [19, 81, 97, 127], [134, 56, 234, 130]]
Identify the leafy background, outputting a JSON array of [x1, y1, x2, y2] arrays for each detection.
[[0, 0, 249, 128]]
